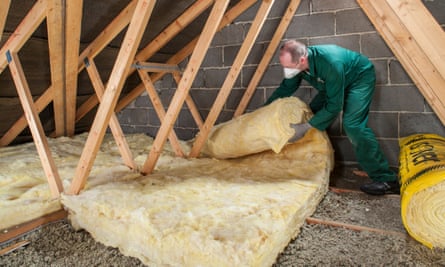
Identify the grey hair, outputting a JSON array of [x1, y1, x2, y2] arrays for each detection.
[[280, 40, 307, 63]]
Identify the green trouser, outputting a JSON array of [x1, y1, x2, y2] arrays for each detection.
[[311, 69, 397, 182]]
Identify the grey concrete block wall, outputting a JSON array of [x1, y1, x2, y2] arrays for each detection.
[[119, 0, 445, 168]]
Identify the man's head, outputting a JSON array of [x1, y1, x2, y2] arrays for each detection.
[[279, 40, 308, 78]]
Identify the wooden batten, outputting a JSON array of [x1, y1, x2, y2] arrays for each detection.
[[358, 0, 445, 125], [6, 51, 63, 197], [235, 0, 301, 117], [84, 58, 137, 170], [141, 0, 232, 174], [189, 0, 275, 158], [0, 0, 11, 41], [69, 0, 156, 195], [65, 0, 83, 136]]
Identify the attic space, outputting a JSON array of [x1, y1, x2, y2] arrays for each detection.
[[1, 0, 445, 266]]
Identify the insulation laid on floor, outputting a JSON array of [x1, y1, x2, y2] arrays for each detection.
[[1, 97, 334, 266], [62, 129, 333, 267]]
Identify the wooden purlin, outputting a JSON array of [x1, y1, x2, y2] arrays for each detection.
[[0, 0, 10, 41], [141, 0, 232, 174], [6, 51, 63, 197], [358, 0, 445, 125], [47, 0, 65, 137], [84, 58, 137, 170], [138, 69, 185, 157], [65, 0, 83, 136], [234, 0, 301, 117], [189, 0, 275, 158], [68, 0, 156, 195]]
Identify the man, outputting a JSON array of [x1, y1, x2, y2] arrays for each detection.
[[265, 40, 399, 195]]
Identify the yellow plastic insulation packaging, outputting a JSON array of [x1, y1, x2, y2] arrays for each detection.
[[202, 97, 313, 159], [399, 133, 445, 248]]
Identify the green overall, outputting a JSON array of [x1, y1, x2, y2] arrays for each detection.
[[266, 45, 396, 182]]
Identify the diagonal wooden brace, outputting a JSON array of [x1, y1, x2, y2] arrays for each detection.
[[6, 51, 63, 197], [84, 57, 137, 170]]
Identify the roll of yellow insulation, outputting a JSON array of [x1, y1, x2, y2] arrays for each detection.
[[202, 97, 313, 159], [399, 133, 445, 248]]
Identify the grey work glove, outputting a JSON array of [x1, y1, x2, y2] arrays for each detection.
[[289, 122, 312, 143]]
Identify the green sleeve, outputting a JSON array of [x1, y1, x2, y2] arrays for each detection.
[[308, 66, 344, 130], [265, 75, 302, 105]]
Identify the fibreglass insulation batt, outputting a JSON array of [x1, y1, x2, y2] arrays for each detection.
[[202, 97, 313, 159], [62, 130, 333, 267]]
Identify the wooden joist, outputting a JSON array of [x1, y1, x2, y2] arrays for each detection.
[[6, 51, 63, 197], [69, 0, 156, 195], [141, 0, 232, 174], [235, 0, 301, 117], [358, 0, 445, 125], [189, 0, 275, 157]]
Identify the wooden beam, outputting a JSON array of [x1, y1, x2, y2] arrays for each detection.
[[47, 0, 66, 137], [189, 0, 275, 158], [69, 0, 156, 195], [6, 51, 63, 197], [138, 69, 185, 157], [235, 0, 301, 117], [84, 58, 137, 169], [0, 0, 11, 41], [0, 209, 67, 243], [65, 0, 83, 136], [115, 0, 259, 114], [358, 0, 445, 125], [0, 0, 47, 75], [141, 0, 231, 174], [0, 87, 54, 146], [77, 0, 137, 71]]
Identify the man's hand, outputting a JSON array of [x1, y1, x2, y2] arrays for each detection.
[[289, 122, 312, 142]]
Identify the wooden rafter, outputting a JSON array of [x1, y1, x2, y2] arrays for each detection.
[[172, 72, 204, 129], [65, 0, 83, 136], [189, 0, 275, 158], [114, 0, 259, 114], [6, 51, 63, 197], [358, 0, 445, 125], [0, 0, 11, 41], [235, 0, 301, 117], [141, 0, 231, 174], [68, 0, 156, 195], [75, 0, 214, 124], [0, 0, 47, 74]]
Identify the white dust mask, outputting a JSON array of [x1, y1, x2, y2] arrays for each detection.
[[283, 67, 301, 79]]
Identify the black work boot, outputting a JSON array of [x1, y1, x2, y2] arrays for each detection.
[[360, 181, 400, 195]]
